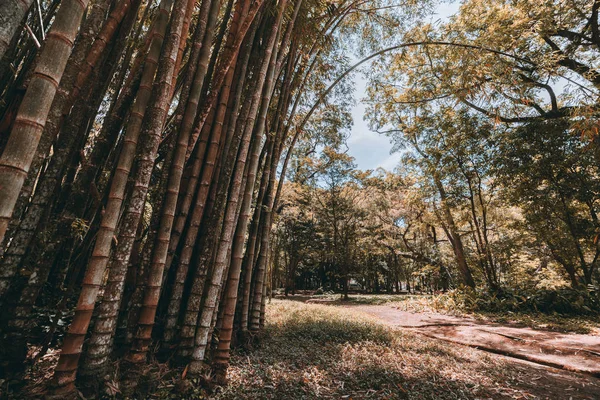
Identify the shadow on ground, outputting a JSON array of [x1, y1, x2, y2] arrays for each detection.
[[215, 300, 600, 399]]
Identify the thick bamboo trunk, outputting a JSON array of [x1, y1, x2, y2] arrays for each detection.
[[170, 0, 214, 130], [213, 0, 288, 378], [49, 0, 174, 393], [0, 0, 62, 123], [162, 0, 252, 348], [67, 0, 147, 218], [187, 118, 252, 374], [7, 16, 130, 321], [174, 46, 258, 357], [70, 66, 142, 217], [77, 3, 156, 197], [0, 0, 112, 282], [3, 54, 117, 374], [209, 143, 255, 346], [0, 0, 91, 280], [260, 273, 268, 326], [238, 6, 299, 331], [0, 0, 33, 62], [238, 136, 273, 330], [169, 30, 258, 354], [249, 209, 271, 331], [162, 80, 233, 349], [172, 0, 197, 95], [197, 0, 235, 105], [113, 0, 214, 355], [94, 0, 193, 352], [218, 21, 254, 173], [116, 0, 202, 364], [249, 129, 286, 331], [187, 3, 280, 374], [244, 89, 295, 328], [184, 0, 265, 157], [83, 0, 188, 375], [164, 0, 222, 271], [177, 55, 255, 363], [0, 1, 130, 305], [14, 4, 147, 324], [67, 0, 138, 109]]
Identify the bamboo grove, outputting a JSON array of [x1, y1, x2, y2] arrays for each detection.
[[0, 0, 382, 396]]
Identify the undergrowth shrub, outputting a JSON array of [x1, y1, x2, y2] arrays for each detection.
[[444, 287, 600, 315]]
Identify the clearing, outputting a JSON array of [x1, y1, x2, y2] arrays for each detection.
[[214, 299, 600, 400]]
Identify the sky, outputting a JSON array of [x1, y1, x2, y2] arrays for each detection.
[[346, 2, 461, 172]]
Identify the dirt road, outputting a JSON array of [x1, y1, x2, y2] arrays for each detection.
[[278, 296, 600, 398], [349, 304, 600, 377]]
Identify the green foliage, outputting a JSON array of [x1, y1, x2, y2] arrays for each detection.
[[431, 287, 600, 316], [476, 288, 600, 316], [274, 148, 372, 294], [276, 0, 600, 305], [495, 119, 600, 285], [69, 218, 90, 241], [357, 0, 600, 291]]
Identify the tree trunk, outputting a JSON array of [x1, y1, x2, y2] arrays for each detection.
[[184, 0, 264, 158], [0, 0, 33, 62], [140, 0, 265, 364], [0, 0, 113, 289], [162, 0, 254, 350], [0, 0, 91, 275], [434, 176, 476, 288], [164, 0, 225, 273], [83, 0, 188, 376], [187, 6, 277, 372], [49, 0, 174, 393], [213, 0, 287, 375]]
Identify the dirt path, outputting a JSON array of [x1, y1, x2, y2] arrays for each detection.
[[346, 304, 600, 378], [284, 296, 600, 398]]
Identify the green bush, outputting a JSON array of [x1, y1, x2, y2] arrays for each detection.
[[447, 287, 600, 316]]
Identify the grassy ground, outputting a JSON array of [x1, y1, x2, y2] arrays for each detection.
[[213, 299, 599, 399], [304, 293, 600, 334], [11, 299, 600, 399]]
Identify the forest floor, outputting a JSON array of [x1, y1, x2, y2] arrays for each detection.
[[292, 293, 600, 376], [10, 298, 600, 399], [214, 299, 600, 399]]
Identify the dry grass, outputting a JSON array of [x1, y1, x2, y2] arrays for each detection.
[[214, 299, 597, 399]]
